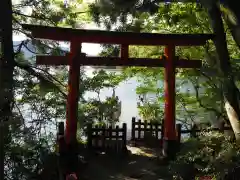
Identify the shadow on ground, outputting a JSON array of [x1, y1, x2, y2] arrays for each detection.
[[80, 145, 172, 180]]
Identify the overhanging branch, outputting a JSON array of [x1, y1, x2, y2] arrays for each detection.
[[13, 11, 57, 25], [192, 80, 227, 121], [15, 62, 67, 98]]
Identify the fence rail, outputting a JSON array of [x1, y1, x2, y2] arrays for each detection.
[[180, 123, 232, 139], [130, 117, 233, 147], [57, 118, 234, 154], [181, 127, 232, 134], [131, 117, 164, 147], [87, 123, 127, 153]]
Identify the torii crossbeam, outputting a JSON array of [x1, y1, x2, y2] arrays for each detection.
[[23, 24, 213, 160]]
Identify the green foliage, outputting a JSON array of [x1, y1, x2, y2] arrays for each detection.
[[4, 0, 126, 178], [169, 132, 240, 179], [89, 2, 240, 125], [78, 69, 123, 127], [4, 0, 240, 179], [137, 100, 164, 121], [4, 117, 55, 180], [81, 95, 121, 126]]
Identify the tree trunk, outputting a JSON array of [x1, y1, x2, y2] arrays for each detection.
[[0, 0, 14, 179], [221, 0, 240, 49], [205, 1, 240, 141]]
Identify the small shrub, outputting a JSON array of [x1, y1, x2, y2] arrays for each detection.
[[169, 132, 240, 179]]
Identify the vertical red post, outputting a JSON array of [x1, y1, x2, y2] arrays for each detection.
[[164, 45, 176, 140], [121, 44, 129, 60], [65, 40, 81, 145], [163, 45, 177, 158]]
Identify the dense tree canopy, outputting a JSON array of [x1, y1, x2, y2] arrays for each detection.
[[89, 0, 240, 133], [1, 0, 124, 179], [2, 0, 240, 179]]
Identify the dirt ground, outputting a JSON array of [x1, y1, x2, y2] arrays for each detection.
[[80, 145, 172, 180]]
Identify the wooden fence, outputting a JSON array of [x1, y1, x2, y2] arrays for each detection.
[[57, 119, 233, 154], [87, 123, 127, 154], [130, 118, 233, 146], [131, 117, 164, 147], [179, 122, 233, 140]]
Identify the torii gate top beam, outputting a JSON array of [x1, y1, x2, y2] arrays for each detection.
[[22, 24, 214, 46]]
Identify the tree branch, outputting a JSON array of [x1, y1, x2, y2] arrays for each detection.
[[13, 0, 46, 8], [15, 62, 67, 98], [14, 41, 25, 56], [13, 102, 26, 128], [192, 80, 227, 121], [176, 93, 195, 124], [31, 65, 67, 89], [12, 27, 68, 56], [197, 69, 219, 89], [13, 11, 57, 25]]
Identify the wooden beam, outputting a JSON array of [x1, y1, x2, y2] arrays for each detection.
[[176, 59, 202, 68], [36, 56, 202, 68], [22, 24, 214, 46]]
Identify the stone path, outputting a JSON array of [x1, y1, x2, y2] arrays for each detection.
[[81, 145, 172, 180]]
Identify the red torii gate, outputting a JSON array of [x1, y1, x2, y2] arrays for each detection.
[[23, 23, 213, 162]]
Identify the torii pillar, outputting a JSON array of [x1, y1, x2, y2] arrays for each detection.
[[162, 45, 177, 158], [65, 40, 81, 145]]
